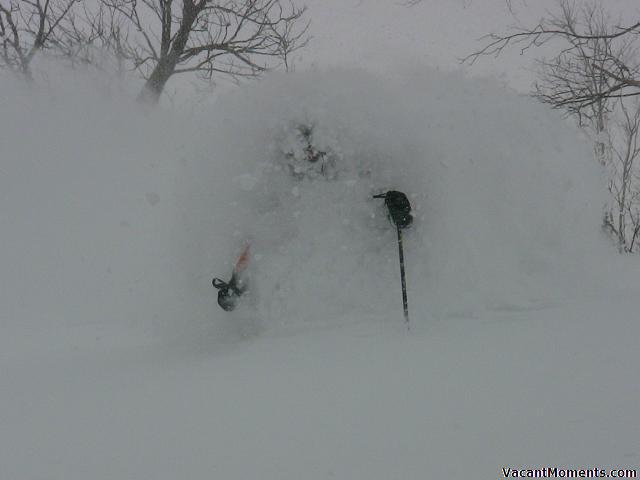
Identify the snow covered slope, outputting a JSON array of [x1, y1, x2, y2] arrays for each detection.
[[1, 21, 639, 480], [2, 298, 639, 480]]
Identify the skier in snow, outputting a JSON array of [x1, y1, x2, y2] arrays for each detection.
[[212, 123, 413, 312], [283, 123, 337, 180], [212, 244, 250, 311]]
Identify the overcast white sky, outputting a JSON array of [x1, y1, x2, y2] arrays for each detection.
[[154, 0, 639, 105], [291, 0, 640, 90]]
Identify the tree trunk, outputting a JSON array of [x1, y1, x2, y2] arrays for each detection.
[[137, 58, 176, 104], [136, 0, 199, 104]]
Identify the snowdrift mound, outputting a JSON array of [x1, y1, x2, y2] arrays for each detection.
[[188, 69, 606, 325], [0, 67, 607, 336], [0, 75, 190, 332]]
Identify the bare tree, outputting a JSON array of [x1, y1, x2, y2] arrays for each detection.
[[86, 0, 309, 103], [464, 0, 640, 117], [604, 100, 640, 252], [530, 2, 624, 164], [0, 0, 78, 81], [460, 0, 640, 252]]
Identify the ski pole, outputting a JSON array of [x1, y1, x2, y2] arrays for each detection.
[[396, 225, 410, 328], [373, 191, 413, 329]]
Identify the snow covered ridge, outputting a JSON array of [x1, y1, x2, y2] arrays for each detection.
[[0, 68, 608, 333]]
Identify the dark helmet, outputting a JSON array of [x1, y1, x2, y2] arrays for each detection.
[[373, 190, 413, 229]]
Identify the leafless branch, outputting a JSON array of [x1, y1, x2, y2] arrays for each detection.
[[0, 0, 79, 80], [465, 0, 640, 116]]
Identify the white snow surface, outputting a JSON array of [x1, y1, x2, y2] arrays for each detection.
[[2, 55, 640, 480]]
